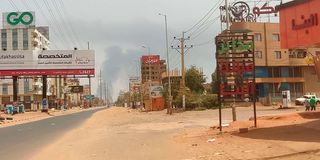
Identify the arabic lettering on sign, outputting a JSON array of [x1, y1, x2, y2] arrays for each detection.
[[38, 54, 73, 59], [0, 54, 25, 59], [219, 1, 256, 23], [218, 40, 253, 54], [219, 61, 254, 73], [220, 83, 253, 96], [253, 3, 278, 16], [292, 14, 319, 31]]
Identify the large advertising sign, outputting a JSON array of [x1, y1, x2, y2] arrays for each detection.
[[3, 11, 35, 29], [0, 50, 95, 76], [277, 0, 320, 48], [215, 32, 255, 102], [215, 32, 257, 130], [141, 55, 160, 65]]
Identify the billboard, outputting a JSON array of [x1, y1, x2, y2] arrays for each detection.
[[277, 0, 320, 48], [141, 55, 160, 65], [3, 11, 35, 29], [150, 85, 163, 98], [70, 86, 84, 93], [0, 50, 95, 76]]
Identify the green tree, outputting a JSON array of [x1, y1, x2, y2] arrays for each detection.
[[211, 69, 218, 94], [185, 66, 206, 94]]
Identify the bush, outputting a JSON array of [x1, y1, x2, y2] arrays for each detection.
[[173, 93, 218, 110]]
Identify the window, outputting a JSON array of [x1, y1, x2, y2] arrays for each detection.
[[2, 83, 8, 95], [272, 33, 280, 41], [12, 29, 18, 50], [274, 51, 281, 59], [255, 51, 263, 59], [254, 33, 262, 41], [1, 29, 7, 50], [23, 29, 28, 50], [273, 67, 281, 77], [24, 78, 30, 94]]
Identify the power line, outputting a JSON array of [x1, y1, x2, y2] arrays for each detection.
[[8, 0, 19, 11], [185, 0, 223, 33], [57, 0, 85, 49], [30, 0, 67, 49], [188, 1, 223, 37], [190, 16, 220, 41], [43, 0, 73, 48], [53, 0, 84, 49]]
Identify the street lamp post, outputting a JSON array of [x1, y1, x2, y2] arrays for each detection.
[[159, 13, 172, 114], [142, 45, 152, 111], [142, 45, 151, 82]]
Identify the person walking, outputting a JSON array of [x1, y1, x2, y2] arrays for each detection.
[[310, 96, 317, 111], [304, 98, 310, 111]]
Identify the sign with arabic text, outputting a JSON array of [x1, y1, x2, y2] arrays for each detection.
[[0, 50, 95, 76], [277, 0, 320, 48], [141, 55, 160, 65], [215, 32, 255, 102]]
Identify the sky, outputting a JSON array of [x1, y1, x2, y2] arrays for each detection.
[[0, 0, 288, 100]]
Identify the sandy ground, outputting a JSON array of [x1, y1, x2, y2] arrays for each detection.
[[0, 107, 99, 128], [30, 106, 320, 160]]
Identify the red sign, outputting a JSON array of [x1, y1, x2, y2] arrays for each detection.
[[0, 69, 95, 76], [141, 55, 160, 65], [278, 0, 320, 48]]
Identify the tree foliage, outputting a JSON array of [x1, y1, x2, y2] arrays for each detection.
[[185, 66, 206, 94]]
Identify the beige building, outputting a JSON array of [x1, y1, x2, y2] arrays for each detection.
[[0, 12, 59, 110], [1, 27, 50, 51], [230, 22, 320, 102]]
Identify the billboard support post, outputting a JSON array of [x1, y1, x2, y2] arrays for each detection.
[[13, 76, 18, 102]]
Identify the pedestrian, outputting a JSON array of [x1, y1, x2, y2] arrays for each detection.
[[310, 96, 317, 111], [304, 98, 310, 111]]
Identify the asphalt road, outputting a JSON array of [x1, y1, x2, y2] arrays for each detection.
[[0, 108, 105, 160]]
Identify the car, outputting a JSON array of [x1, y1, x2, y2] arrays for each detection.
[[295, 95, 320, 105]]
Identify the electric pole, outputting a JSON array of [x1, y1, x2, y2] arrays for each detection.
[[99, 69, 102, 105], [172, 32, 192, 111], [104, 81, 107, 106]]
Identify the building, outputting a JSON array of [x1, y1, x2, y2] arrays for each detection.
[[140, 55, 166, 84], [0, 11, 56, 111], [230, 22, 320, 103], [1, 27, 50, 51]]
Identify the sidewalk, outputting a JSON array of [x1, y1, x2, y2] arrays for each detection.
[[0, 107, 88, 128]]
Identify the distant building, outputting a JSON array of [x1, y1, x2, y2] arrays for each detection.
[[140, 55, 166, 84]]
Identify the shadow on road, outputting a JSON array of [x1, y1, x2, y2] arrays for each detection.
[[233, 112, 320, 143]]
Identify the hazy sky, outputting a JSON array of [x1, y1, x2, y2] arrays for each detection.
[[0, 0, 287, 100]]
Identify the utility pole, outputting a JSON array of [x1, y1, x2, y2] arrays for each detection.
[[172, 32, 192, 111], [104, 81, 107, 106], [159, 13, 172, 114], [224, 0, 236, 121], [87, 42, 92, 108], [106, 82, 109, 107], [99, 69, 102, 105]]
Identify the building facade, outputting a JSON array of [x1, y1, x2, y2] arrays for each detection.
[[0, 11, 55, 110], [230, 22, 320, 102], [140, 55, 166, 84]]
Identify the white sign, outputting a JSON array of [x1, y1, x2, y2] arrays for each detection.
[[0, 50, 95, 76], [36, 50, 95, 69], [150, 85, 163, 97], [3, 11, 35, 29]]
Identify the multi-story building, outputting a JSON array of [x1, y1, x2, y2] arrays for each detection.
[[1, 26, 50, 51], [230, 22, 320, 102], [0, 11, 58, 111], [140, 55, 166, 84]]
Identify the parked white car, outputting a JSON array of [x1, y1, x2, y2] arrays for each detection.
[[295, 95, 319, 105]]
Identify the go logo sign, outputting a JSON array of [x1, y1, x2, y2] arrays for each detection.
[[7, 12, 34, 26]]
